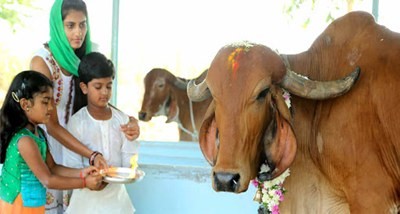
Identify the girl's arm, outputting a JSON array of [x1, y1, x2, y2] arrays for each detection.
[[18, 136, 102, 190], [30, 57, 108, 168]]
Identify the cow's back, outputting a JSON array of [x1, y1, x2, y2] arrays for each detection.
[[285, 11, 400, 213]]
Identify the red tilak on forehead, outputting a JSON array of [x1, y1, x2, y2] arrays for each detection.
[[228, 47, 245, 78]]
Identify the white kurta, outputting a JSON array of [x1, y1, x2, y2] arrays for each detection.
[[63, 107, 139, 214]]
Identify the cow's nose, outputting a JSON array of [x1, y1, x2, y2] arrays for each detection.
[[138, 112, 146, 121], [213, 172, 240, 192]]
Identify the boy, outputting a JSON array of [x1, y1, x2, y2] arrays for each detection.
[[63, 52, 138, 214]]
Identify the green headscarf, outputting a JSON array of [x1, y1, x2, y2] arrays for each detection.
[[48, 0, 92, 76]]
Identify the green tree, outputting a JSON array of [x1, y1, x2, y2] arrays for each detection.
[[0, 0, 37, 105], [283, 0, 362, 27], [0, 0, 36, 31], [0, 43, 26, 106]]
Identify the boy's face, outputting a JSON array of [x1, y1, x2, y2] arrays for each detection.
[[80, 77, 113, 108]]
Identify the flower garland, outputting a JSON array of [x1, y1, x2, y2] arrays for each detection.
[[282, 90, 291, 109], [251, 165, 290, 214], [251, 89, 292, 214]]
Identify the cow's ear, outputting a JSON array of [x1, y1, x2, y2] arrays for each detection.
[[199, 102, 218, 166], [166, 96, 179, 123], [268, 109, 297, 179], [271, 87, 292, 123], [263, 96, 297, 180]]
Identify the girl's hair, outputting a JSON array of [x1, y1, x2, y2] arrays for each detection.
[[73, 52, 115, 112], [62, 0, 89, 59], [0, 71, 53, 163]]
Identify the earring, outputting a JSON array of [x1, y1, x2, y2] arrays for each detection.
[[26, 107, 30, 112]]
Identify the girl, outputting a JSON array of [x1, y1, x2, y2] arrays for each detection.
[[29, 0, 139, 211], [0, 70, 103, 214]]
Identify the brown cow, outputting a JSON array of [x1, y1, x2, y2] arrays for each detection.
[[187, 11, 400, 213], [139, 68, 212, 141]]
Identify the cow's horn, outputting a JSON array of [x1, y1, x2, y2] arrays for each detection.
[[173, 78, 188, 90], [281, 67, 360, 100], [187, 78, 211, 102]]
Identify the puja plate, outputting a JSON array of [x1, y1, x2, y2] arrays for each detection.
[[102, 167, 145, 184]]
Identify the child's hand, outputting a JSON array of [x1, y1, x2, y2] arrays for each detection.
[[85, 173, 103, 190], [94, 154, 108, 170], [81, 166, 98, 177], [97, 181, 108, 190], [121, 116, 140, 141]]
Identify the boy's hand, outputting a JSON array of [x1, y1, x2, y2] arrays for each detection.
[[94, 154, 108, 170], [121, 116, 140, 141]]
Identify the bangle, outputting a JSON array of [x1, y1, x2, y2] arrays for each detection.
[[79, 171, 86, 188], [89, 151, 103, 166]]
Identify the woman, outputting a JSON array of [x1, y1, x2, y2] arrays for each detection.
[[30, 0, 140, 213]]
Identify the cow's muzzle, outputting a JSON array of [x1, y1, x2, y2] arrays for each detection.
[[138, 111, 147, 121], [213, 172, 240, 192]]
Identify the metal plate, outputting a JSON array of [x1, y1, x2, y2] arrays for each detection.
[[103, 167, 145, 184]]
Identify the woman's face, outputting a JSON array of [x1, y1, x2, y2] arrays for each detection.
[[63, 9, 87, 50]]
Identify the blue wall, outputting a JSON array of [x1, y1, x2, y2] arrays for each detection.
[[126, 141, 259, 214], [0, 141, 260, 213]]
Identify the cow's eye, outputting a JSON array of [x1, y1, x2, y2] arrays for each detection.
[[157, 83, 165, 88], [256, 88, 269, 101]]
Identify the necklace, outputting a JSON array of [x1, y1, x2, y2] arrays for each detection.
[[45, 46, 74, 122]]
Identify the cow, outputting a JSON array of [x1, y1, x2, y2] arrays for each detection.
[[187, 11, 400, 213], [139, 68, 212, 141]]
